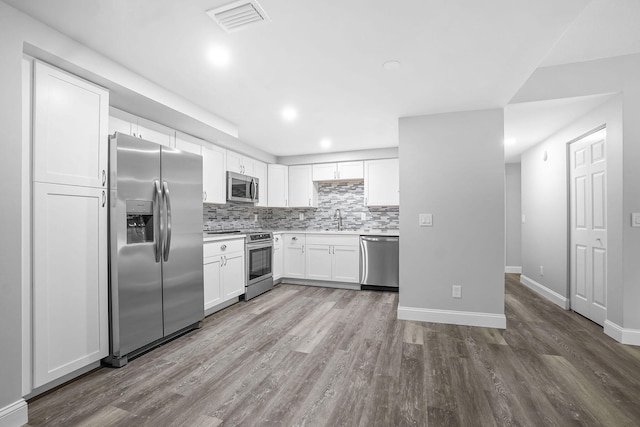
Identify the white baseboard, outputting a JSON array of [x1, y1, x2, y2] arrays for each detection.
[[505, 266, 522, 274], [397, 306, 506, 329], [520, 275, 570, 310], [281, 278, 361, 291], [0, 399, 28, 427], [604, 320, 640, 346]]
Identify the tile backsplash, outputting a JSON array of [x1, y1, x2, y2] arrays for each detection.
[[203, 181, 399, 231]]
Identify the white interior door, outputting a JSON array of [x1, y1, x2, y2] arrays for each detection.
[[569, 128, 607, 326]]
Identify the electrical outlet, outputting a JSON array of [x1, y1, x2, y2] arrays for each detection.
[[299, 212, 305, 221], [540, 266, 544, 276], [452, 285, 462, 298], [419, 213, 433, 227], [254, 214, 258, 222], [361, 212, 366, 221]]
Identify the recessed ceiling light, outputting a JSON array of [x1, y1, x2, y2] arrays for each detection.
[[320, 138, 332, 149], [382, 60, 401, 70], [282, 106, 297, 122], [207, 45, 231, 68], [504, 138, 516, 146]]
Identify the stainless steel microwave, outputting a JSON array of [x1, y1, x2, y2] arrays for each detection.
[[227, 171, 259, 203]]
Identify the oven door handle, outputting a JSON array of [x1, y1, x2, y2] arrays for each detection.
[[246, 242, 273, 250]]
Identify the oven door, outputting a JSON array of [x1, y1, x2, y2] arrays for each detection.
[[246, 242, 273, 285]]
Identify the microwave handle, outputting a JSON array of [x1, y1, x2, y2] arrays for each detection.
[[250, 178, 256, 201]]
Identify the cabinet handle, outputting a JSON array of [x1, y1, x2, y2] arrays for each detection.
[[102, 170, 107, 186], [364, 197, 367, 205], [328, 247, 331, 254], [285, 199, 288, 207], [224, 255, 227, 266], [302, 245, 305, 254], [308, 198, 311, 206], [291, 236, 297, 241], [221, 244, 227, 251], [102, 190, 106, 207], [203, 191, 207, 201]]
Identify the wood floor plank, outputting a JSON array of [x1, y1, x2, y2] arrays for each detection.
[[26, 279, 640, 426]]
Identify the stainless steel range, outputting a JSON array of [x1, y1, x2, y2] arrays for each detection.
[[244, 231, 274, 300]]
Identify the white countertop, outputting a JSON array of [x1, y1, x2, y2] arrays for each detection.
[[204, 229, 399, 241], [203, 233, 246, 242]]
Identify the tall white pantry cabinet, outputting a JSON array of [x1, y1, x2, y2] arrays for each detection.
[[30, 61, 110, 389]]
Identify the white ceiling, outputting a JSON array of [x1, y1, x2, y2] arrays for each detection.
[[6, 0, 640, 160]]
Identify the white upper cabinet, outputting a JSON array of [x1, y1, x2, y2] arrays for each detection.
[[227, 150, 257, 176], [268, 164, 289, 207], [33, 61, 109, 188], [202, 143, 227, 204], [364, 158, 399, 206], [253, 160, 268, 207], [288, 165, 317, 207], [312, 161, 363, 181], [133, 117, 175, 148], [174, 131, 203, 156], [174, 131, 228, 205]]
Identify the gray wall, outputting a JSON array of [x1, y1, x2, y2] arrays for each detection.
[[505, 163, 522, 268], [0, 1, 27, 415], [398, 109, 505, 316], [520, 96, 623, 316]]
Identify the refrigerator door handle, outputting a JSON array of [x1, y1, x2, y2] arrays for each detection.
[[154, 180, 162, 263], [162, 181, 173, 262]]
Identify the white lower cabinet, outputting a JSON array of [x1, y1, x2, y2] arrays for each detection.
[[283, 234, 306, 278], [203, 239, 245, 311], [305, 235, 359, 283], [273, 234, 283, 280], [306, 245, 332, 281], [32, 182, 108, 387]]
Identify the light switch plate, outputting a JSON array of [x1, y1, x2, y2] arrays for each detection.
[[632, 213, 640, 227], [419, 213, 433, 227], [299, 212, 305, 221], [361, 212, 367, 221]]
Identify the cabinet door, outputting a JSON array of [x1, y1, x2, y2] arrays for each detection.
[[175, 132, 203, 156], [33, 61, 109, 188], [268, 164, 289, 207], [253, 160, 268, 207], [288, 165, 317, 207], [203, 257, 223, 310], [32, 183, 108, 387], [135, 117, 175, 148], [273, 235, 283, 280], [109, 115, 132, 136], [306, 245, 332, 280], [202, 144, 227, 204], [364, 159, 399, 206], [332, 245, 360, 283], [226, 151, 244, 174], [312, 163, 337, 181], [283, 235, 306, 278], [337, 161, 364, 180], [222, 252, 245, 299]]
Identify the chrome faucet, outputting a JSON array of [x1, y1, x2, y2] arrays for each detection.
[[334, 208, 343, 231]]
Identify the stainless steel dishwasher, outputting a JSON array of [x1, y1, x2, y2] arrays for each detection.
[[359, 235, 399, 291]]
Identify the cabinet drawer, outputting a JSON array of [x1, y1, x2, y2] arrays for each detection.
[[204, 238, 244, 258], [283, 233, 305, 248], [306, 234, 359, 247]]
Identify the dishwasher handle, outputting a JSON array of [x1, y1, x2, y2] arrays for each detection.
[[360, 235, 399, 243]]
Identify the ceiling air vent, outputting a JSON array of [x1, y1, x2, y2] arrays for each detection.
[[206, 0, 271, 33]]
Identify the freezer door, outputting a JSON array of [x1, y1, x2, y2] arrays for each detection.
[[109, 133, 164, 356], [160, 146, 204, 335]]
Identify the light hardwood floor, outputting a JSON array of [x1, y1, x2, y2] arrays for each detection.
[[26, 274, 640, 426]]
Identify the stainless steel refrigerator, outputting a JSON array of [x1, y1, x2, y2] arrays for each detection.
[[105, 132, 204, 367]]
